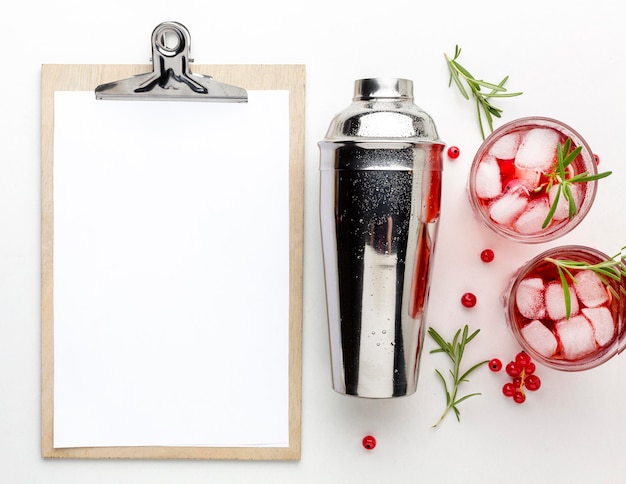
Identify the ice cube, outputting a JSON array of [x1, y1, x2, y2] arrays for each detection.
[[548, 183, 582, 221], [515, 128, 560, 172], [488, 185, 529, 225], [520, 320, 558, 358], [555, 315, 597, 360], [489, 132, 521, 159], [513, 198, 551, 235], [515, 166, 541, 190], [582, 306, 615, 347], [475, 155, 502, 199], [515, 277, 546, 319], [574, 270, 609, 307], [545, 281, 579, 321]]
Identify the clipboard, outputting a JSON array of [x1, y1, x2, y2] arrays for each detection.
[[41, 22, 305, 460]]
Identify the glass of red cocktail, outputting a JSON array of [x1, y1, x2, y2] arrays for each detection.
[[503, 245, 626, 371], [469, 117, 608, 243]]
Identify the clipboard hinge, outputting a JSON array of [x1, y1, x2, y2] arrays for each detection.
[[95, 22, 248, 102]]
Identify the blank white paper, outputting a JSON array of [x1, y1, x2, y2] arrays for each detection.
[[53, 91, 290, 448]]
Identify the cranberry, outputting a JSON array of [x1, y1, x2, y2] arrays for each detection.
[[447, 146, 460, 159], [496, 352, 542, 404], [525, 375, 541, 392], [503, 179, 523, 193], [362, 435, 376, 450], [489, 358, 502, 372], [502, 383, 516, 397], [480, 249, 495, 263], [515, 351, 531, 367], [513, 391, 526, 404], [461, 292, 477, 308], [505, 361, 522, 378]]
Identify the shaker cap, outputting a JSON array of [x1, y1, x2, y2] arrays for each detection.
[[321, 77, 442, 143], [353, 78, 413, 101]]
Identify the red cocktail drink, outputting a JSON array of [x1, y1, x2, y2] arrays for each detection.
[[469, 117, 600, 243], [503, 246, 625, 371]]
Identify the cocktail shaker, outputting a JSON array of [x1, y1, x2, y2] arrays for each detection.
[[319, 78, 445, 398]]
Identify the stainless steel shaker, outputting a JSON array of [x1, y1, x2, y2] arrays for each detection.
[[319, 78, 445, 398]]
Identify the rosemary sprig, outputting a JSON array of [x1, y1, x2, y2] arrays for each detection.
[[546, 246, 626, 319], [444, 45, 522, 139], [540, 137, 612, 229], [428, 325, 488, 428]]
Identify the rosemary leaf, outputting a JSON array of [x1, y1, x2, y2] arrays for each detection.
[[428, 325, 488, 427], [541, 138, 612, 228], [444, 45, 522, 139], [556, 265, 573, 319], [546, 248, 626, 320]]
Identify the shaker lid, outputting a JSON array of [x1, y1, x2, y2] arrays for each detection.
[[353, 78, 413, 101], [321, 77, 443, 143]]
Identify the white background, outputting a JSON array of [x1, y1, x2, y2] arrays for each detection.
[[2, 1, 625, 483]]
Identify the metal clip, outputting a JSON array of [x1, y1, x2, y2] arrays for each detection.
[[95, 21, 248, 102]]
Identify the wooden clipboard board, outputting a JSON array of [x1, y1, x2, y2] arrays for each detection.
[[41, 24, 304, 461]]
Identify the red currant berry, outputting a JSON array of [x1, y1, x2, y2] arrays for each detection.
[[447, 146, 460, 159], [362, 435, 376, 450], [593, 154, 600, 165], [512, 377, 522, 389], [505, 361, 522, 378], [525, 375, 541, 391], [502, 382, 515, 397], [524, 361, 536, 375], [513, 391, 526, 404], [515, 351, 531, 367], [480, 249, 495, 263], [461, 292, 477, 308], [503, 179, 521, 193], [489, 358, 502, 372]]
